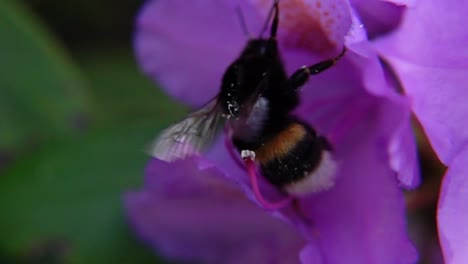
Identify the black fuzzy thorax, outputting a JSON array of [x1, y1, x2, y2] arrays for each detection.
[[219, 39, 298, 118]]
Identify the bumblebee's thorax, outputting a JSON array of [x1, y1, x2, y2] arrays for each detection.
[[219, 38, 287, 119]]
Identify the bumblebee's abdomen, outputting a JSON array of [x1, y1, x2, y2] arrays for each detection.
[[255, 122, 333, 191]]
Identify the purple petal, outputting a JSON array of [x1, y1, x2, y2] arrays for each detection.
[[374, 0, 468, 164], [292, 81, 417, 262], [287, 12, 420, 187], [299, 242, 324, 263], [135, 0, 248, 107], [125, 158, 305, 264], [250, 0, 351, 54], [277, 12, 417, 259], [381, 0, 416, 6], [438, 145, 468, 263], [345, 11, 419, 188], [388, 115, 420, 187], [297, 119, 418, 263], [350, 0, 405, 39]]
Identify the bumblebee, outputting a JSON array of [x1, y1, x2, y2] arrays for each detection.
[[150, 1, 345, 197]]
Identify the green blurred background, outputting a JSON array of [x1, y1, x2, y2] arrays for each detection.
[[0, 0, 186, 263]]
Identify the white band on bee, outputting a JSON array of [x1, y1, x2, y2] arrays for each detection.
[[285, 151, 338, 196]]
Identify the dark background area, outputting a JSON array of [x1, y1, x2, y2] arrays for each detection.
[[0, 0, 186, 263]]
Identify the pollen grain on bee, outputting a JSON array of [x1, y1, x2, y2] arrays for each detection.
[[241, 150, 256, 161]]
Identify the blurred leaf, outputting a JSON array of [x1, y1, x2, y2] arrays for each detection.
[[0, 1, 91, 151], [0, 121, 172, 264], [77, 50, 186, 127], [25, 0, 143, 50]]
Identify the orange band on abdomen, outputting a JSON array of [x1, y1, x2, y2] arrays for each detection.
[[255, 123, 306, 164]]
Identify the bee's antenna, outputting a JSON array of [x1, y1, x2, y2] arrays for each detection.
[[258, 0, 280, 39], [236, 6, 252, 38], [270, 0, 279, 38]]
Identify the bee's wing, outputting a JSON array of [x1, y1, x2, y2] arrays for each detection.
[[149, 98, 224, 162]]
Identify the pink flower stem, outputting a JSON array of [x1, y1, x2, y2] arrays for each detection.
[[224, 125, 293, 210], [244, 158, 294, 210]]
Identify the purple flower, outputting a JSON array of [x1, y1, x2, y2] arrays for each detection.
[[373, 0, 468, 262], [126, 0, 422, 263], [125, 158, 305, 264]]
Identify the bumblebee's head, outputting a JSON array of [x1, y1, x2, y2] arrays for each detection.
[[219, 0, 281, 119], [241, 39, 278, 58]]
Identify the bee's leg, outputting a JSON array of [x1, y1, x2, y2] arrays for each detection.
[[288, 47, 346, 91], [270, 0, 280, 38]]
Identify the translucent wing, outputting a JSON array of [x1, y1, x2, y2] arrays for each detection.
[[149, 98, 224, 162]]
